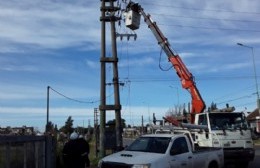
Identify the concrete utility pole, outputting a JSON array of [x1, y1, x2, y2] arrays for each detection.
[[99, 0, 122, 157], [46, 86, 50, 133], [94, 108, 99, 157]]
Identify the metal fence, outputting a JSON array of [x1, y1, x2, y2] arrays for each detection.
[[0, 135, 56, 168]]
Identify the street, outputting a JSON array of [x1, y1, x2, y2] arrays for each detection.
[[248, 145, 260, 168]]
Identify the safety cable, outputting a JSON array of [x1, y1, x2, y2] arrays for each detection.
[[158, 48, 173, 71]]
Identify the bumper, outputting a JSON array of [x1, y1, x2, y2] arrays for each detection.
[[224, 148, 255, 163], [99, 161, 133, 168]]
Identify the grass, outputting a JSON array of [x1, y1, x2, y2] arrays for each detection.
[[254, 139, 260, 145], [89, 138, 100, 167]]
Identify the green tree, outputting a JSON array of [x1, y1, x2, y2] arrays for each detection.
[[46, 121, 54, 133], [59, 116, 74, 134], [209, 102, 217, 111], [106, 118, 126, 128]]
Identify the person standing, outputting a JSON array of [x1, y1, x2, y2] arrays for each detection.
[[78, 135, 90, 168], [62, 132, 90, 168]]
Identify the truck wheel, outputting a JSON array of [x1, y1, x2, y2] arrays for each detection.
[[208, 161, 218, 168]]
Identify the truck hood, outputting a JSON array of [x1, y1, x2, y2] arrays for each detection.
[[101, 150, 165, 164]]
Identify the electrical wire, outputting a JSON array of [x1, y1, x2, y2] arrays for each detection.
[[141, 2, 260, 15], [139, 2, 260, 33], [126, 75, 260, 83], [151, 13, 260, 24], [157, 23, 260, 33], [49, 86, 111, 104], [216, 94, 254, 105], [235, 101, 256, 109], [214, 85, 255, 101]]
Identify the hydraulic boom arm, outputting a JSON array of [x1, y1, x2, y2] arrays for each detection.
[[126, 2, 206, 123]]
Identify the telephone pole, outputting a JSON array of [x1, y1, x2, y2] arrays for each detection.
[[99, 0, 122, 157], [46, 86, 50, 133]]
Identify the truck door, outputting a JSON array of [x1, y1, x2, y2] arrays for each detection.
[[169, 137, 193, 168]]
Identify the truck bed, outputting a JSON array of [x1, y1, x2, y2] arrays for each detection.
[[193, 146, 222, 153]]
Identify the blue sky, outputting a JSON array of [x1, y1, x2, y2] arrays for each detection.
[[0, 0, 260, 131]]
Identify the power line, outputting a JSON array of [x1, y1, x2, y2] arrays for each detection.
[[157, 23, 260, 33], [214, 85, 255, 101], [139, 2, 260, 33], [151, 13, 260, 24], [142, 2, 260, 15], [127, 75, 260, 83], [235, 101, 256, 109], [124, 76, 259, 106], [216, 93, 254, 105], [49, 86, 99, 104]]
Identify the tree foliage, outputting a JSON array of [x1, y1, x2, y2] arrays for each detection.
[[209, 102, 218, 111], [59, 116, 74, 134], [46, 121, 58, 134], [106, 118, 126, 128], [46, 121, 54, 132]]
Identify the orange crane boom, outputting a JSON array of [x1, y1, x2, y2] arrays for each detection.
[[126, 2, 206, 123]]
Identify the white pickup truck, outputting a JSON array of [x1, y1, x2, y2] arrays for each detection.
[[98, 134, 224, 168]]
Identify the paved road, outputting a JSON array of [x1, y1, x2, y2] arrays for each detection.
[[248, 145, 260, 168]]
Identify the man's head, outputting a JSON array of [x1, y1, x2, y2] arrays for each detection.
[[70, 132, 78, 140]]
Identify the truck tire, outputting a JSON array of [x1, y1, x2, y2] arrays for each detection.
[[208, 161, 218, 168]]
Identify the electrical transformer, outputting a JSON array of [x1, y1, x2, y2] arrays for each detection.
[[125, 10, 141, 30]]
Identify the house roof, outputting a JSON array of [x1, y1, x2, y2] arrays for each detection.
[[247, 108, 260, 120]]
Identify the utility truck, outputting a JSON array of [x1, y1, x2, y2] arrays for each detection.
[[98, 133, 224, 168], [192, 110, 254, 167], [153, 110, 255, 167], [124, 1, 255, 167]]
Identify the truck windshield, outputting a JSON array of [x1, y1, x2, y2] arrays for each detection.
[[125, 137, 171, 154], [208, 113, 248, 130]]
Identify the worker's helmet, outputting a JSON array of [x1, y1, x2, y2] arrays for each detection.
[[70, 132, 78, 140]]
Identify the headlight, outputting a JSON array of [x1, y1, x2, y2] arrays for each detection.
[[132, 164, 150, 168]]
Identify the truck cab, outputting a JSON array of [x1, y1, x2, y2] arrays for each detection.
[[193, 111, 255, 167]]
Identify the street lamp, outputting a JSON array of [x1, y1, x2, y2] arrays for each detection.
[[237, 43, 260, 115], [142, 101, 150, 124], [169, 85, 180, 107]]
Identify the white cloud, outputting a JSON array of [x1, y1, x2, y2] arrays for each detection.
[[85, 59, 98, 69], [223, 62, 249, 70], [0, 84, 44, 99], [0, 0, 260, 129], [0, 83, 99, 100], [119, 57, 156, 67], [0, 0, 100, 51]]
